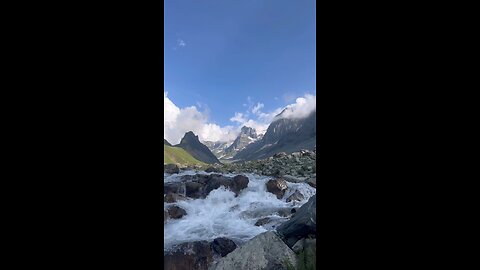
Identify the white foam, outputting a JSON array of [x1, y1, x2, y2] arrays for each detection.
[[164, 171, 316, 250]]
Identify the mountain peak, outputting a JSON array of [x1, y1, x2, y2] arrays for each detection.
[[240, 126, 257, 138], [177, 131, 220, 164], [181, 131, 199, 142]]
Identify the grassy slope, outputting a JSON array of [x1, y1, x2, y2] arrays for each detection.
[[164, 145, 206, 165]]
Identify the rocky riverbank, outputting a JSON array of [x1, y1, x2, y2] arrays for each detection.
[[163, 149, 317, 270], [165, 149, 316, 185]]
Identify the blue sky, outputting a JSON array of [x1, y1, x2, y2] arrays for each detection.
[[164, 0, 316, 143]]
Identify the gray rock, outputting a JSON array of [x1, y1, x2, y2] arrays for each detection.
[[277, 208, 293, 217], [231, 175, 249, 196], [277, 195, 316, 247], [211, 238, 237, 257], [165, 241, 213, 270], [164, 164, 180, 174], [185, 181, 205, 199], [286, 190, 304, 202], [292, 238, 305, 253], [164, 192, 186, 203], [209, 231, 298, 270], [266, 178, 288, 199], [254, 217, 271, 226], [306, 177, 316, 188], [168, 206, 187, 219]]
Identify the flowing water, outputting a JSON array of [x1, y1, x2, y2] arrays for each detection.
[[164, 170, 316, 250]]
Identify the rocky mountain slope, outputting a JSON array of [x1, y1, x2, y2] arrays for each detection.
[[221, 126, 260, 159], [202, 141, 230, 158], [175, 131, 220, 164], [164, 139, 172, 146], [233, 110, 316, 161]]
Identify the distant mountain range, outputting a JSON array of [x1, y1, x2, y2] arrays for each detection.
[[203, 141, 230, 158], [164, 110, 316, 164], [233, 110, 316, 161]]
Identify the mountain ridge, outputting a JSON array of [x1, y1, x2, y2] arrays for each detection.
[[176, 131, 220, 164]]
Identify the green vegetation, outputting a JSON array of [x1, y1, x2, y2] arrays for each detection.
[[164, 145, 206, 166]]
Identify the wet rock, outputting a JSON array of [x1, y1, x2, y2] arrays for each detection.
[[283, 175, 305, 183], [306, 177, 316, 188], [168, 206, 187, 219], [164, 241, 213, 270], [164, 192, 186, 203], [164, 164, 180, 174], [277, 195, 316, 247], [185, 181, 205, 199], [255, 217, 271, 226], [286, 190, 304, 202], [204, 175, 232, 195], [266, 178, 288, 199], [211, 238, 237, 257], [210, 231, 298, 270], [164, 182, 186, 196], [231, 175, 249, 195], [277, 208, 293, 217]]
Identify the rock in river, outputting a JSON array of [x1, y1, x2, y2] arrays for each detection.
[[266, 178, 288, 199], [164, 241, 213, 270], [210, 231, 297, 270]]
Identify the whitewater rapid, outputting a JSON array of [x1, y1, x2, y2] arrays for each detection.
[[164, 170, 316, 250]]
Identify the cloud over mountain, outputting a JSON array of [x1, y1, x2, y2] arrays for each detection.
[[164, 92, 238, 144], [164, 91, 316, 145]]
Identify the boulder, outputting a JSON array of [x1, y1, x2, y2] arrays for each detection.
[[211, 238, 237, 257], [266, 178, 288, 199], [185, 181, 205, 199], [306, 177, 316, 188], [209, 231, 298, 270], [168, 206, 187, 219], [277, 208, 293, 217], [277, 195, 316, 247], [255, 217, 271, 226], [286, 190, 304, 203], [164, 192, 185, 203], [164, 182, 186, 196], [231, 175, 249, 196], [164, 164, 180, 174], [273, 152, 287, 158], [164, 241, 213, 270]]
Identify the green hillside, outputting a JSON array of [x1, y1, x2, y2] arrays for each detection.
[[164, 145, 206, 165]]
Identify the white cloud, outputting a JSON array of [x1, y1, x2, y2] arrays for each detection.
[[252, 103, 264, 115], [276, 94, 316, 120], [164, 92, 237, 144], [178, 39, 186, 47], [230, 112, 247, 124], [228, 93, 316, 136], [164, 91, 316, 145]]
